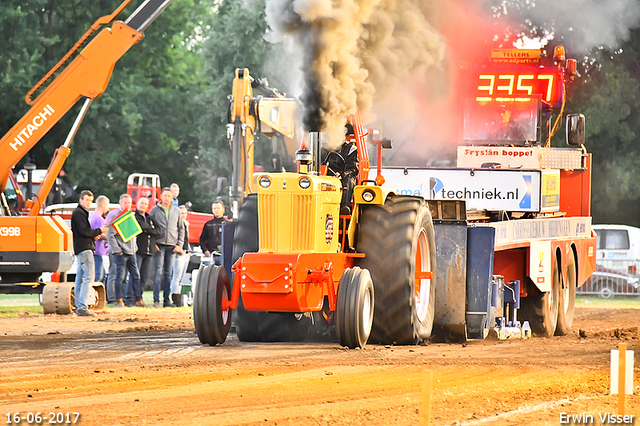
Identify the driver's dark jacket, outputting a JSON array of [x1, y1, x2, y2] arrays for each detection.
[[324, 141, 359, 186]]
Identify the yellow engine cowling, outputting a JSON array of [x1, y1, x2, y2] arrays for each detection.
[[256, 172, 342, 254]]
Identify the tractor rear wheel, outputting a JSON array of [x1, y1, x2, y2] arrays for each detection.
[[232, 194, 310, 342], [356, 196, 437, 345], [555, 252, 577, 336], [194, 264, 232, 345], [521, 260, 560, 337], [336, 267, 375, 349]]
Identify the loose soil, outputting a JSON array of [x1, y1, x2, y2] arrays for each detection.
[[0, 305, 638, 425]]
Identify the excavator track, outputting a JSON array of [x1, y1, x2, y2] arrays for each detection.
[[42, 282, 106, 314], [42, 283, 75, 314]]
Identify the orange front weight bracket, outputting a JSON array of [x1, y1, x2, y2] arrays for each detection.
[[221, 259, 243, 311], [308, 261, 337, 312], [225, 253, 365, 313]]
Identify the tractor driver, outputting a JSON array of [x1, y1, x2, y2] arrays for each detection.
[[491, 105, 526, 143], [324, 123, 359, 215]]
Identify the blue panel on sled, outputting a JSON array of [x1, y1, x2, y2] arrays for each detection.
[[465, 226, 495, 339]]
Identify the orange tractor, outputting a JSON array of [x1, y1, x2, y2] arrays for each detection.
[[193, 69, 437, 348]]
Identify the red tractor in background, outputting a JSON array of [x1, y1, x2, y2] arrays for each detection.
[[126, 172, 213, 245]]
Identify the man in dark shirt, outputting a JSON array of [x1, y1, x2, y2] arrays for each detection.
[[71, 190, 107, 316], [199, 200, 229, 266]]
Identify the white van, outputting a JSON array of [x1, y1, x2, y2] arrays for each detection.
[[586, 224, 640, 297], [592, 224, 640, 269]]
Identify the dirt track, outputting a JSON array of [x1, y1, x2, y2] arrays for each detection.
[[0, 306, 638, 425]]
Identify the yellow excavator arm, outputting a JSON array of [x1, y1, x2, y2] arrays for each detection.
[[228, 68, 298, 215]]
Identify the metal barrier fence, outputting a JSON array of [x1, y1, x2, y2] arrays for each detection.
[[598, 259, 639, 275], [578, 259, 640, 298]]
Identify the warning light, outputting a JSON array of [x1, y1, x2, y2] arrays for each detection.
[[553, 46, 566, 63]]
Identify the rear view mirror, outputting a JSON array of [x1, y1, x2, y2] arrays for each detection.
[[566, 114, 585, 146]]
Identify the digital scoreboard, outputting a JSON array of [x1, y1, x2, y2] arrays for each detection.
[[471, 66, 564, 107]]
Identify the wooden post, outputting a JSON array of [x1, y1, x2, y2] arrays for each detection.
[[618, 343, 626, 416], [421, 370, 433, 426]]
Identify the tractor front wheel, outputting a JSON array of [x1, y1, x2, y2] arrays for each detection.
[[336, 267, 374, 349], [194, 264, 232, 345]]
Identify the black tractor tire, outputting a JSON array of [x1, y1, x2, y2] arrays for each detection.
[[194, 264, 232, 345], [520, 260, 560, 337], [336, 267, 375, 349], [555, 251, 577, 336], [232, 194, 310, 342], [356, 196, 437, 345], [194, 264, 213, 344]]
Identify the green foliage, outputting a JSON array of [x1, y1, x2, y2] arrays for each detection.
[[0, 0, 275, 212], [567, 45, 640, 226], [192, 0, 271, 208]]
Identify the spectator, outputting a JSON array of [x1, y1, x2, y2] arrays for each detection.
[[170, 205, 191, 306], [71, 190, 107, 317], [150, 187, 185, 308], [105, 206, 121, 305], [107, 194, 142, 308], [170, 183, 180, 207], [199, 200, 229, 266], [131, 197, 161, 306], [89, 195, 110, 284], [323, 123, 359, 214]]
